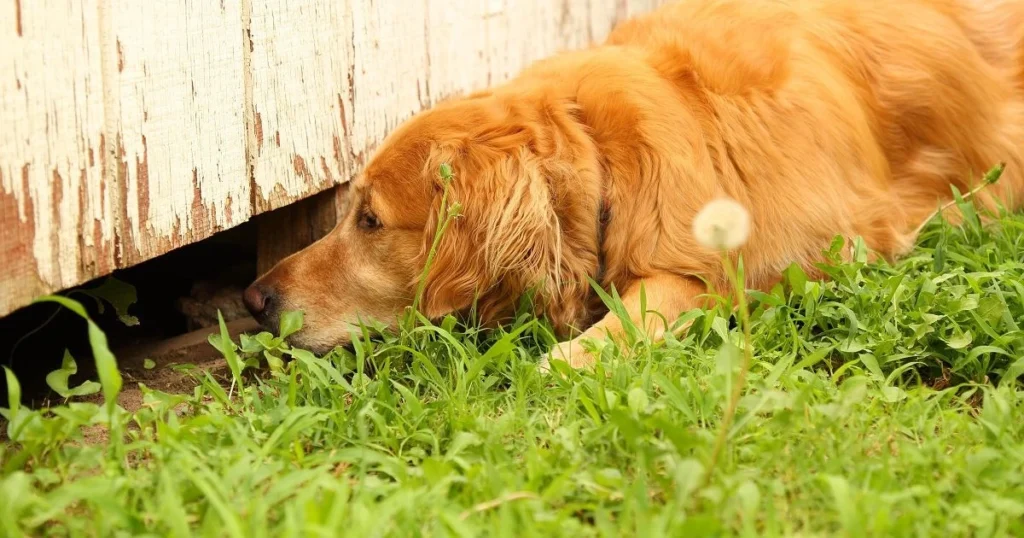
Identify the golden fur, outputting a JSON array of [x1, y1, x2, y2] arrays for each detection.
[[245, 0, 1024, 367]]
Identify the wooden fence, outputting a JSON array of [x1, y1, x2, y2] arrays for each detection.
[[0, 0, 664, 317]]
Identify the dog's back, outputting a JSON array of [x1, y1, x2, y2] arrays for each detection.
[[609, 0, 1024, 229]]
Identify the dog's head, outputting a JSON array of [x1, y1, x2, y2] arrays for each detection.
[[243, 92, 602, 353]]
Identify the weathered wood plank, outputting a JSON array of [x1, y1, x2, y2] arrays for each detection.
[[108, 0, 250, 266], [247, 0, 354, 213], [0, 0, 115, 313]]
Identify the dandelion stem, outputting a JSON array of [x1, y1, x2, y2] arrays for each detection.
[[703, 251, 754, 488], [911, 163, 1004, 239]]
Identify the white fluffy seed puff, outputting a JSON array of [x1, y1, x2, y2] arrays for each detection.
[[692, 197, 751, 250]]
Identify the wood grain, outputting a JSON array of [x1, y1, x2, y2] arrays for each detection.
[[1, 0, 113, 311], [109, 0, 250, 265]]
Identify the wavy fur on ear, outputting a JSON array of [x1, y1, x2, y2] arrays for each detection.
[[415, 110, 601, 334], [482, 150, 564, 288]]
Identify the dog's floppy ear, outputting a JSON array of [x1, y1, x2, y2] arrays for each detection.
[[416, 135, 568, 321]]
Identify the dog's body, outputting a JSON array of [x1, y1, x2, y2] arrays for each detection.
[[244, 0, 1024, 367]]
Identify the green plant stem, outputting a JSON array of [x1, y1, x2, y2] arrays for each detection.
[[911, 164, 1003, 239], [411, 186, 456, 316], [403, 166, 461, 347], [703, 251, 754, 488]]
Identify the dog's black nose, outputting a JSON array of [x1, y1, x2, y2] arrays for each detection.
[[242, 285, 272, 319]]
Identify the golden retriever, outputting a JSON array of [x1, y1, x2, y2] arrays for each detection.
[[243, 0, 1024, 369]]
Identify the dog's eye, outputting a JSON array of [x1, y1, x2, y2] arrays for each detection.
[[358, 211, 381, 231]]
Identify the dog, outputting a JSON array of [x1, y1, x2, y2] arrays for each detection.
[[243, 0, 1024, 369]]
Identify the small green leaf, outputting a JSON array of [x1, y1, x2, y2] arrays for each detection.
[[264, 351, 284, 373], [448, 201, 463, 218], [279, 310, 304, 340], [216, 311, 243, 385], [33, 295, 122, 416], [784, 263, 807, 297], [254, 331, 280, 350], [239, 333, 264, 353], [639, 281, 648, 328], [793, 346, 832, 371], [4, 366, 21, 415], [951, 185, 980, 229], [608, 409, 643, 443], [838, 339, 867, 354], [1002, 357, 1024, 386], [881, 386, 907, 403], [439, 162, 454, 182], [944, 332, 973, 350], [859, 354, 884, 379], [594, 468, 623, 489], [441, 315, 458, 334], [916, 278, 938, 308], [45, 350, 101, 398], [80, 277, 140, 326], [45, 350, 78, 396], [1, 367, 40, 442], [932, 240, 945, 272], [852, 236, 868, 264], [67, 381, 102, 397], [627, 387, 649, 414], [143, 358, 156, 370]]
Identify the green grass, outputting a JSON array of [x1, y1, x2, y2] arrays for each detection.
[[2, 197, 1024, 537]]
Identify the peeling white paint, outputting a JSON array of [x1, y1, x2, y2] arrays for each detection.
[[249, 0, 355, 208], [112, 0, 248, 253], [0, 0, 111, 298]]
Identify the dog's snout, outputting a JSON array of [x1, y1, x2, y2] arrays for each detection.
[[242, 285, 273, 320]]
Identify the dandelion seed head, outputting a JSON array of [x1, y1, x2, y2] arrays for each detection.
[[692, 197, 751, 250]]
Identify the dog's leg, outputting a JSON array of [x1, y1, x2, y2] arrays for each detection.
[[540, 273, 707, 371]]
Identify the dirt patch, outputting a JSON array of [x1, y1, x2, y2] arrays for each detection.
[[103, 316, 259, 410], [65, 317, 258, 445]]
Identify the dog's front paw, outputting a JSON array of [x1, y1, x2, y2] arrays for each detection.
[[538, 338, 604, 374]]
